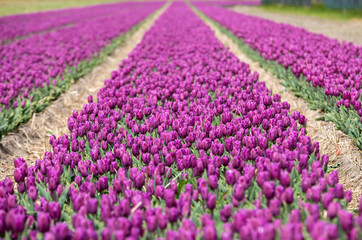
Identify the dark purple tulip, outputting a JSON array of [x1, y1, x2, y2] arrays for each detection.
[[134, 173, 145, 189], [9, 211, 26, 233], [38, 212, 51, 232], [322, 193, 333, 209], [87, 198, 98, 215], [328, 202, 340, 219], [28, 186, 38, 201], [158, 213, 168, 230], [263, 181, 275, 200], [167, 207, 179, 223], [220, 205, 232, 222], [203, 225, 217, 240], [206, 193, 216, 210], [208, 175, 218, 190], [96, 176, 108, 192], [164, 189, 176, 207], [225, 170, 235, 185], [146, 215, 157, 232], [114, 230, 125, 240], [119, 199, 130, 217], [344, 190, 352, 202], [233, 184, 244, 201], [280, 171, 290, 187], [283, 187, 294, 204], [311, 185, 321, 202], [334, 183, 344, 199], [14, 168, 24, 183], [49, 202, 61, 220], [338, 210, 354, 233]]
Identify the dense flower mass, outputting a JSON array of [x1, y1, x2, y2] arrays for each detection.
[[1, 2, 361, 240], [0, 2, 161, 108], [194, 2, 362, 129], [0, 2, 145, 44], [0, 2, 162, 139]]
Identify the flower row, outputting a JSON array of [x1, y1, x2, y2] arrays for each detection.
[[0, 2, 163, 140], [0, 2, 145, 43], [193, 2, 362, 148], [3, 2, 362, 240]]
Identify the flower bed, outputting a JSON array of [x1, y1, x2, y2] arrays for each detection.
[[0, 2, 163, 140], [2, 2, 361, 239], [0, 2, 144, 44], [193, 2, 362, 149]]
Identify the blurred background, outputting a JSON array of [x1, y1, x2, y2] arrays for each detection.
[[0, 0, 123, 16], [0, 0, 361, 19]]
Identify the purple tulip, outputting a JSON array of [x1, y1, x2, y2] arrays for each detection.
[[38, 212, 51, 232], [49, 202, 61, 220], [263, 181, 275, 200], [208, 175, 218, 190]]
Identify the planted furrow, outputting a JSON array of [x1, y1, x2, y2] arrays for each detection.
[[0, 2, 163, 140], [0, 2, 170, 183], [0, 2, 146, 44], [193, 6, 362, 208], [1, 2, 361, 240], [193, 2, 362, 151]]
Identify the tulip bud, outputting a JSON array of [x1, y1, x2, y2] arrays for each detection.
[[38, 212, 51, 232], [133, 173, 145, 190], [206, 193, 216, 210], [225, 170, 235, 186], [328, 202, 340, 219], [208, 175, 218, 190], [49, 202, 61, 220], [164, 189, 176, 207], [263, 181, 275, 200], [28, 186, 38, 201], [338, 210, 354, 233]]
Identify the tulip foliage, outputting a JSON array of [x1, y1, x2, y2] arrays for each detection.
[[0, 2, 162, 140], [2, 2, 362, 240], [193, 2, 362, 149]]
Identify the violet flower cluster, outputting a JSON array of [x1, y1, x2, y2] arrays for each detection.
[[2, 2, 361, 240], [194, 3, 362, 118], [0, 2, 161, 110], [0, 2, 145, 44]]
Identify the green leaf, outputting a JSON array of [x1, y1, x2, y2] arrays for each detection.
[[59, 186, 70, 208], [36, 181, 52, 202]]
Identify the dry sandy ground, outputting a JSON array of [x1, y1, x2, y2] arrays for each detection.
[[0, 3, 169, 179], [231, 5, 362, 46], [197, 11, 362, 208]]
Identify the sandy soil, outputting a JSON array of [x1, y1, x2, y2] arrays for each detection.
[[0, 3, 169, 179], [198, 12, 362, 208], [230, 5, 362, 46]]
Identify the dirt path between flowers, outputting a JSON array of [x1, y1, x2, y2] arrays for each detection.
[[197, 11, 362, 208], [0, 3, 169, 180], [230, 5, 362, 46]]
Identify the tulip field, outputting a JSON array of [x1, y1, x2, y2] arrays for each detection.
[[0, 1, 162, 140], [194, 2, 362, 149], [1, 1, 362, 240]]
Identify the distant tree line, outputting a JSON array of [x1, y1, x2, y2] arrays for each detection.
[[261, 0, 362, 9]]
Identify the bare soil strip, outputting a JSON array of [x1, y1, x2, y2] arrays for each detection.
[[199, 13, 362, 208], [230, 5, 362, 46], [0, 3, 169, 180]]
